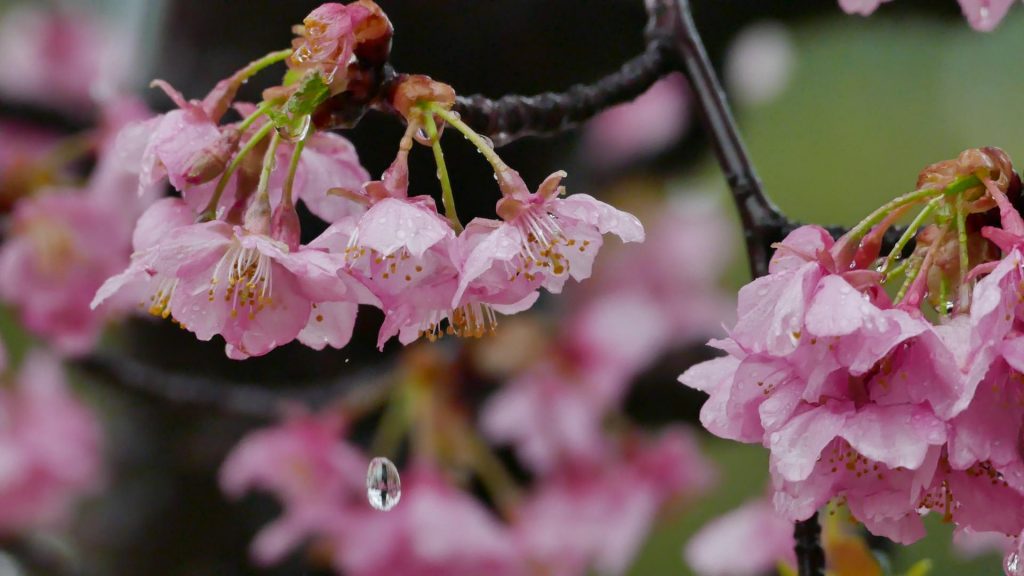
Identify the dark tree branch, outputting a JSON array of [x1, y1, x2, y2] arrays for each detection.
[[794, 513, 827, 576], [453, 38, 674, 148], [72, 353, 394, 420]]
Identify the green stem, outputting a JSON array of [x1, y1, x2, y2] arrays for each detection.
[[845, 188, 941, 246], [422, 111, 463, 233], [465, 429, 521, 520], [895, 224, 949, 305], [879, 198, 939, 277], [886, 257, 911, 281], [369, 386, 409, 460], [429, 105, 511, 176], [844, 174, 981, 247], [281, 137, 306, 208], [894, 253, 924, 305], [955, 195, 970, 309], [199, 121, 275, 221], [255, 131, 283, 204], [238, 100, 276, 133], [235, 49, 293, 83]]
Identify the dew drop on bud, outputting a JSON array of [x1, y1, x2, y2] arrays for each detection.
[[1007, 551, 1024, 576], [366, 457, 401, 511], [414, 128, 432, 146]]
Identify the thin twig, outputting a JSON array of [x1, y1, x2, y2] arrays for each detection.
[[72, 353, 393, 420], [794, 513, 826, 576]]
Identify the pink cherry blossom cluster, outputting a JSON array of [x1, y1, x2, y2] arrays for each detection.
[[840, 0, 1018, 31], [82, 1, 644, 360], [681, 148, 1024, 555], [0, 343, 103, 535], [222, 411, 713, 576], [218, 192, 729, 575], [0, 99, 157, 355]]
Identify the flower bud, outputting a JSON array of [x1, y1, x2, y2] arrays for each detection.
[[390, 75, 456, 122], [184, 126, 242, 185]]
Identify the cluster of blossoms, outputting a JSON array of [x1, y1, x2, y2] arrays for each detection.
[[78, 0, 645, 360], [680, 147, 1024, 571], [839, 0, 1020, 31], [219, 191, 729, 575], [0, 341, 103, 535]]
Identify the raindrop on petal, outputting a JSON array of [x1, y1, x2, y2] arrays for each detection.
[[366, 457, 401, 511], [1006, 551, 1023, 576]]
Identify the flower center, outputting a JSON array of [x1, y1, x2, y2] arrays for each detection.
[[25, 218, 79, 279], [511, 207, 575, 279], [210, 243, 274, 319]]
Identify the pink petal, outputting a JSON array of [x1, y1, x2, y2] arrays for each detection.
[[553, 194, 645, 243]]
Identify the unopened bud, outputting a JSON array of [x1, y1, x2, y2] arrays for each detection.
[[184, 127, 242, 185], [390, 75, 456, 122], [271, 200, 301, 251]]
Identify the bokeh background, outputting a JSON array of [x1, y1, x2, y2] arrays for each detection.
[[2, 0, 1022, 574]]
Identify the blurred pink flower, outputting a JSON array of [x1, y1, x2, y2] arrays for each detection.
[[514, 428, 714, 575], [582, 73, 690, 165], [0, 191, 133, 354], [0, 5, 132, 111], [0, 351, 103, 534], [684, 499, 795, 576], [332, 466, 521, 576], [839, 0, 1016, 31], [481, 361, 609, 475], [0, 120, 61, 175], [221, 411, 366, 565]]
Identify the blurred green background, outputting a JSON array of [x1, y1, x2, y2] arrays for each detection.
[[631, 8, 1024, 575]]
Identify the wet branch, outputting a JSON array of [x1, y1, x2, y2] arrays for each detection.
[[72, 353, 393, 420]]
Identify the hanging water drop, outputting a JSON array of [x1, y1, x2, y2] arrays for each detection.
[[366, 457, 401, 511], [1006, 551, 1023, 575], [277, 115, 311, 143], [414, 128, 432, 146]]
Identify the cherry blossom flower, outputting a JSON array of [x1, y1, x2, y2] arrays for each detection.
[[220, 411, 365, 564], [685, 499, 795, 576], [160, 220, 375, 359], [116, 81, 238, 197], [0, 351, 103, 534], [289, 2, 373, 80], [90, 197, 197, 322], [491, 170, 645, 294], [679, 224, 973, 542]]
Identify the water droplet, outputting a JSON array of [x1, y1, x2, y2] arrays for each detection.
[[367, 457, 401, 511], [480, 135, 494, 150], [1005, 551, 1022, 576], [944, 301, 955, 314], [277, 115, 311, 143], [414, 128, 432, 146]]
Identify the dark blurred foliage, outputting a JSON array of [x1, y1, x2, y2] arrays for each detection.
[[0, 1, 973, 575]]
